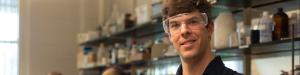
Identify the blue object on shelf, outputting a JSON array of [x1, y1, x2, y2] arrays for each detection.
[[83, 46, 93, 55]]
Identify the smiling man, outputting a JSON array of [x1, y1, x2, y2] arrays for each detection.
[[162, 0, 242, 75]]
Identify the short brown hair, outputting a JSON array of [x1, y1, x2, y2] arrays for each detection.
[[162, 0, 212, 21]]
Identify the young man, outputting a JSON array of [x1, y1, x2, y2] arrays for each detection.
[[162, 0, 242, 75]]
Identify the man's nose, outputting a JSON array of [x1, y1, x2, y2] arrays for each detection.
[[180, 23, 191, 37]]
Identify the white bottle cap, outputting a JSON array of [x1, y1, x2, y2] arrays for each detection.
[[262, 11, 269, 17]]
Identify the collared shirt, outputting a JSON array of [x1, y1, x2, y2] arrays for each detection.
[[176, 56, 243, 75]]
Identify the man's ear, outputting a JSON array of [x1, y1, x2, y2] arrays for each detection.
[[207, 22, 214, 39]]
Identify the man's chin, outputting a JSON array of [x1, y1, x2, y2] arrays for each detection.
[[180, 51, 198, 59]]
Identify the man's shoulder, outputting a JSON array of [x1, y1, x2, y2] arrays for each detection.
[[204, 56, 243, 75]]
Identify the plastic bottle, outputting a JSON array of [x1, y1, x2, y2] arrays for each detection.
[[258, 11, 274, 43]]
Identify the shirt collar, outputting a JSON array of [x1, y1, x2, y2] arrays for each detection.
[[176, 56, 225, 75]]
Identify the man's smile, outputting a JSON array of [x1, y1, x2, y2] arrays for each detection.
[[180, 39, 196, 48]]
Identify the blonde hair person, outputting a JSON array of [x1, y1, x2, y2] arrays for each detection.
[[162, 0, 242, 75]]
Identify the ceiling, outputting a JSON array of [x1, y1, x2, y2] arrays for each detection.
[[211, 0, 300, 19]]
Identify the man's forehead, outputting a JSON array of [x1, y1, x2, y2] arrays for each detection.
[[168, 12, 202, 21]]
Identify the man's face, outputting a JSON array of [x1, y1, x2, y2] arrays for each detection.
[[166, 11, 212, 59]]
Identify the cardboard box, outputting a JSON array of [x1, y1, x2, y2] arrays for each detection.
[[151, 43, 169, 59]]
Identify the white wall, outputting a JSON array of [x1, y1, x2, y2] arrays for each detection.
[[20, 0, 82, 75], [252, 55, 299, 75]]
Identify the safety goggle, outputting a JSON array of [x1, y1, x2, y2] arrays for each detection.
[[162, 12, 208, 34]]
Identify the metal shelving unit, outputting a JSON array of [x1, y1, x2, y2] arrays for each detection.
[[79, 0, 300, 75]]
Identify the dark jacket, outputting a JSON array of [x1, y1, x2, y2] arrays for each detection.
[[176, 56, 243, 75]]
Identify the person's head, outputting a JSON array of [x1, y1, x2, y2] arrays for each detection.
[[162, 0, 213, 60], [47, 72, 62, 75], [102, 66, 126, 75]]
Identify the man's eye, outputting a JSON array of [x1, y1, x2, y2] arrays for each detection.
[[169, 23, 180, 29], [187, 20, 199, 25]]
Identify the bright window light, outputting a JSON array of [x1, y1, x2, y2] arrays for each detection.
[[0, 0, 19, 75]]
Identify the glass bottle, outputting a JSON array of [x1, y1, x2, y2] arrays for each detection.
[[273, 8, 289, 40]]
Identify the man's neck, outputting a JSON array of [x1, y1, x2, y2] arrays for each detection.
[[181, 49, 214, 75]]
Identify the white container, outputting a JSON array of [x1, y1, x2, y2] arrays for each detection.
[[135, 3, 152, 25], [214, 12, 237, 49], [258, 11, 274, 43], [289, 13, 300, 38]]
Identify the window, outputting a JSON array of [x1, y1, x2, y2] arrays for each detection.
[[224, 60, 244, 73], [0, 0, 19, 75]]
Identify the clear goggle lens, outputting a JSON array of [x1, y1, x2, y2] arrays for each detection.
[[162, 13, 208, 34]]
